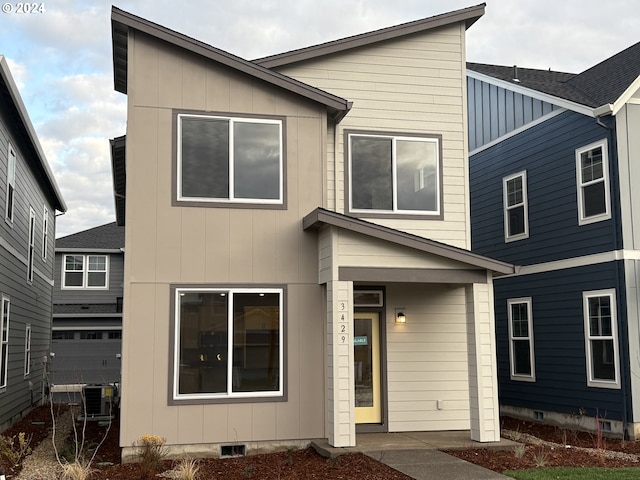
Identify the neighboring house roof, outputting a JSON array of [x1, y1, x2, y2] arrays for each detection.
[[110, 135, 126, 226], [0, 56, 66, 212], [56, 222, 124, 250], [110, 7, 352, 122], [467, 40, 640, 112], [303, 208, 516, 275], [254, 3, 485, 68]]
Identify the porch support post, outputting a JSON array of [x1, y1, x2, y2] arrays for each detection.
[[465, 280, 500, 442], [326, 280, 356, 447]]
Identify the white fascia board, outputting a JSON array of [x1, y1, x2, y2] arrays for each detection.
[[467, 69, 595, 117], [610, 74, 640, 116]]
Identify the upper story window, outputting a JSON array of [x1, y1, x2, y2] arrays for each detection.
[[503, 171, 529, 242], [583, 289, 620, 389], [176, 113, 284, 207], [5, 143, 16, 224], [1, 295, 9, 389], [347, 131, 441, 217], [507, 298, 535, 381], [27, 207, 35, 283], [24, 324, 31, 377], [62, 254, 109, 289], [42, 206, 49, 261], [576, 140, 610, 225]]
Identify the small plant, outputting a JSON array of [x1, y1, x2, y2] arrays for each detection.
[[133, 434, 168, 478], [174, 457, 200, 480], [0, 432, 32, 466], [509, 426, 522, 442], [532, 446, 548, 467], [60, 459, 94, 480], [242, 464, 255, 477], [512, 444, 526, 459]]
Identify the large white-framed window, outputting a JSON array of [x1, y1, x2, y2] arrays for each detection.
[[576, 140, 610, 225], [27, 207, 35, 283], [42, 206, 49, 261], [5, 142, 16, 223], [24, 324, 31, 377], [1, 295, 9, 389], [62, 255, 109, 289], [176, 113, 284, 205], [347, 131, 441, 216], [503, 171, 529, 242], [583, 289, 620, 389], [507, 298, 535, 381], [172, 286, 284, 401]]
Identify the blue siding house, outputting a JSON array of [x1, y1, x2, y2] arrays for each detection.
[[468, 42, 640, 438]]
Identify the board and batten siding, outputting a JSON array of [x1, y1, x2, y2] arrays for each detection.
[[470, 110, 618, 265], [625, 259, 640, 425], [274, 24, 471, 249], [120, 31, 329, 446], [616, 103, 640, 251]]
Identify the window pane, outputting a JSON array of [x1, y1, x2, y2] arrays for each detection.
[[179, 292, 228, 394], [583, 182, 606, 217], [233, 122, 280, 200], [509, 206, 525, 236], [396, 140, 438, 211], [581, 148, 603, 183], [181, 118, 229, 199], [88, 256, 106, 271], [513, 340, 531, 375], [52, 331, 74, 340], [591, 339, 615, 380], [589, 296, 612, 336], [351, 136, 393, 210], [232, 293, 280, 392], [511, 303, 529, 337], [507, 177, 523, 207], [65, 272, 83, 287], [87, 272, 106, 287], [65, 256, 84, 271]]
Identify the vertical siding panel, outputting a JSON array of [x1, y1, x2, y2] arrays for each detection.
[[467, 77, 476, 151], [505, 90, 515, 132]]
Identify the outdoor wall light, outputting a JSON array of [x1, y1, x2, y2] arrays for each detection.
[[395, 310, 406, 324]]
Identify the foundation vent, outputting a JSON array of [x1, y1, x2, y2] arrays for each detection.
[[221, 444, 246, 458], [533, 411, 544, 421]]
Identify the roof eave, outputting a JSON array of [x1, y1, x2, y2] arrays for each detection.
[[607, 74, 640, 116]]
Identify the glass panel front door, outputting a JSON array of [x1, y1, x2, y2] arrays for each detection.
[[354, 312, 381, 424]]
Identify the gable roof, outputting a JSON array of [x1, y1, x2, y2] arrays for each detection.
[[111, 7, 351, 122], [467, 40, 640, 112], [0, 56, 66, 212], [255, 4, 485, 69], [56, 222, 124, 251], [303, 208, 515, 275]]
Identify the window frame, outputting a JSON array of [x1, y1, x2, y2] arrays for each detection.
[[171, 285, 286, 403], [1, 295, 9, 389], [345, 130, 443, 218], [61, 254, 109, 290], [174, 112, 286, 208], [5, 142, 16, 224], [503, 171, 529, 242], [42, 206, 49, 261], [507, 297, 535, 382], [27, 207, 35, 283], [24, 324, 31, 377], [583, 289, 620, 389], [576, 139, 611, 225]]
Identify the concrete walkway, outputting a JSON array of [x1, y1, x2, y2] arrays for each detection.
[[312, 431, 516, 480]]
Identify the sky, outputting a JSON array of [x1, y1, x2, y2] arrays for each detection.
[[1, 0, 638, 238]]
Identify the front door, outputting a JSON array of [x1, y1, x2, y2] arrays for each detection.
[[354, 312, 381, 424]]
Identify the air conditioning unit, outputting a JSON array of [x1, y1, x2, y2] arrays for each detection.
[[80, 384, 118, 420]]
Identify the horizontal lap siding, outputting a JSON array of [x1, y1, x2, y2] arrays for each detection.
[[53, 253, 124, 304], [494, 262, 629, 421], [470, 111, 617, 265], [276, 25, 469, 248]]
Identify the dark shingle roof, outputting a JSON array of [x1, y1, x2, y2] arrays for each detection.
[[468, 41, 640, 108], [56, 222, 124, 250], [53, 304, 121, 315]]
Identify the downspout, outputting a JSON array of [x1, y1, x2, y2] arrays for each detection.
[[596, 109, 630, 438]]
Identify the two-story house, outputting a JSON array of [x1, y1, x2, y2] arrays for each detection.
[[0, 56, 66, 430], [468, 42, 640, 438], [110, 4, 516, 458], [50, 222, 124, 398]]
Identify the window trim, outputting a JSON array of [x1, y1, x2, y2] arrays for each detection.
[[5, 142, 16, 224], [583, 289, 620, 389], [61, 254, 110, 290], [576, 139, 611, 225], [170, 284, 286, 404], [42, 206, 49, 261], [1, 295, 9, 389], [24, 324, 31, 377], [507, 297, 535, 382], [503, 171, 529, 242], [345, 129, 443, 219], [173, 111, 286, 209]]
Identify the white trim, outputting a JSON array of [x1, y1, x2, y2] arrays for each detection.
[[611, 74, 640, 115], [583, 289, 620, 389], [576, 139, 611, 225], [61, 254, 109, 290], [467, 69, 595, 117], [24, 324, 31, 377], [507, 297, 535, 382], [501, 250, 640, 277], [41, 206, 49, 261], [5, 142, 16, 225], [470, 110, 565, 156], [0, 295, 9, 389], [503, 171, 529, 242], [27, 207, 35, 283]]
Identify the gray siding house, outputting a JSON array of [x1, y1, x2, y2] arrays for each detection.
[[0, 56, 66, 431], [51, 222, 124, 390]]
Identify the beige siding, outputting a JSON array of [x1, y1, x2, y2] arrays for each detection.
[[385, 284, 470, 431], [121, 31, 328, 447], [275, 24, 469, 248]]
